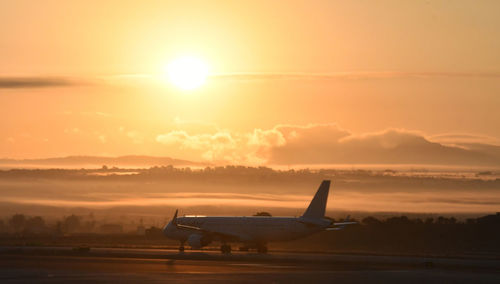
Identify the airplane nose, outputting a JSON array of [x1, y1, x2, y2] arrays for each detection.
[[163, 222, 170, 235], [163, 221, 174, 236]]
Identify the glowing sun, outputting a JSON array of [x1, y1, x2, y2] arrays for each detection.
[[166, 56, 209, 90]]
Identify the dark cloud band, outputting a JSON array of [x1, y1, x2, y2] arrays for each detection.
[[2, 71, 499, 89], [0, 77, 80, 89]]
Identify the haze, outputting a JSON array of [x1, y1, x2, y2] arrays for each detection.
[[1, 0, 499, 167], [0, 1, 499, 219]]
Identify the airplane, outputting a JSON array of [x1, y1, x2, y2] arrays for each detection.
[[163, 180, 356, 253]]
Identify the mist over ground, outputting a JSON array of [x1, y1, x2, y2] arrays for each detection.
[[0, 166, 498, 228]]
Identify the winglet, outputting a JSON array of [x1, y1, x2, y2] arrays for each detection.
[[172, 209, 178, 226], [302, 180, 330, 219]]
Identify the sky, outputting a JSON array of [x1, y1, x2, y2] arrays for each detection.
[[1, 0, 500, 167]]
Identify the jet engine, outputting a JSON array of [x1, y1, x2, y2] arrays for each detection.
[[187, 234, 211, 249]]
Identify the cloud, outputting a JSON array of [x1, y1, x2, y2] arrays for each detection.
[[3, 70, 499, 89], [156, 124, 500, 167], [269, 126, 500, 166], [156, 128, 288, 164], [429, 133, 500, 146], [0, 77, 84, 88], [210, 71, 500, 82], [156, 130, 236, 161], [157, 130, 235, 150]]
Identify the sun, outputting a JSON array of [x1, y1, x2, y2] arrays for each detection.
[[166, 56, 209, 90]]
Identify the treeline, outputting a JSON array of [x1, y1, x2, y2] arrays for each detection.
[[105, 213, 500, 256], [0, 165, 335, 180], [289, 213, 500, 256], [0, 214, 126, 236], [2, 212, 499, 256], [1, 212, 499, 256]]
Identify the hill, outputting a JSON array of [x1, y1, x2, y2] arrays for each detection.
[[0, 155, 208, 169]]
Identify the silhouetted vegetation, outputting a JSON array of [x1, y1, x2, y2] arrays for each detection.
[[0, 165, 498, 257], [144, 226, 164, 238], [1, 212, 499, 257], [286, 213, 500, 256], [253, 212, 272, 216]]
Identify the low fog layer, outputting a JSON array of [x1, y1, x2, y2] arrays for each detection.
[[0, 167, 498, 222]]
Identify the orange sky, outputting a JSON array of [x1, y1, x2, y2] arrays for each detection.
[[1, 0, 499, 165]]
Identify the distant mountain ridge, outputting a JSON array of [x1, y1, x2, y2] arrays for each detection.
[[0, 155, 208, 168]]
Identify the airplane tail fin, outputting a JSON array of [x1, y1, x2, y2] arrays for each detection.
[[302, 180, 330, 219], [172, 209, 178, 226]]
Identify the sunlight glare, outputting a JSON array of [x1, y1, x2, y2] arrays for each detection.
[[166, 56, 209, 90]]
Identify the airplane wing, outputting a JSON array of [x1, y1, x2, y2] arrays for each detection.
[[172, 210, 248, 241], [176, 223, 245, 241]]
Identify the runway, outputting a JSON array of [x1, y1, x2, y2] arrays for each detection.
[[1, 247, 499, 283]]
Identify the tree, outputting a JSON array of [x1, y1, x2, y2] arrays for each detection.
[[362, 216, 381, 226], [25, 216, 46, 234], [253, 212, 272, 216], [386, 216, 411, 225], [9, 214, 26, 232], [62, 215, 81, 234]]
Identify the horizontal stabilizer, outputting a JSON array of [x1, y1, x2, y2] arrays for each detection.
[[327, 215, 357, 231], [326, 227, 343, 231], [332, 221, 358, 226]]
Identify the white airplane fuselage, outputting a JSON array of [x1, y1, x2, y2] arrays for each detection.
[[164, 216, 330, 243], [163, 180, 354, 252]]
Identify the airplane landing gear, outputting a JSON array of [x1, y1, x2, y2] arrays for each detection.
[[179, 240, 186, 252], [220, 244, 232, 254]]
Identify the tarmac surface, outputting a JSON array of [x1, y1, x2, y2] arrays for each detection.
[[0, 246, 499, 283]]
